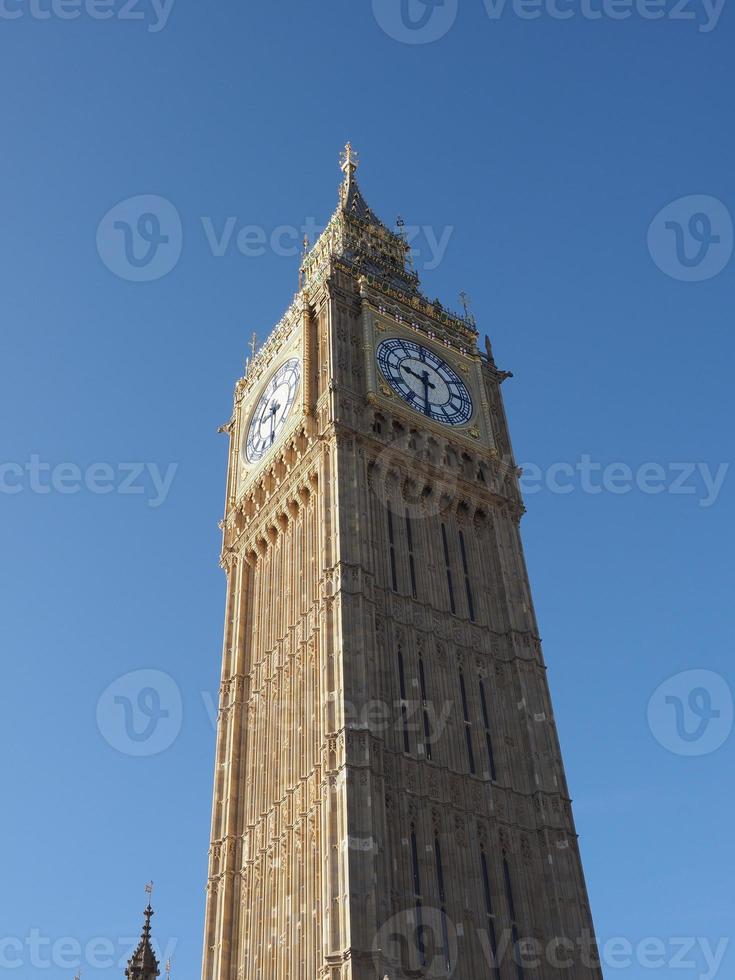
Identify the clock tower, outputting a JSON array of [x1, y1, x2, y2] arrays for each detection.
[[201, 146, 601, 980]]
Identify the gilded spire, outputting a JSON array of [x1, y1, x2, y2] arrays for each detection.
[[339, 142, 362, 210], [299, 144, 424, 299], [340, 141, 359, 180], [125, 904, 161, 980], [337, 143, 384, 227]]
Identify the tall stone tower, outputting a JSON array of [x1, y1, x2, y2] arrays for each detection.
[[201, 146, 601, 980]]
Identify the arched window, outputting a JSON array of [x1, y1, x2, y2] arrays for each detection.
[[441, 523, 456, 614], [386, 501, 398, 592], [434, 833, 451, 974], [418, 652, 432, 761], [503, 854, 525, 980], [479, 678, 498, 782], [405, 508, 418, 598], [480, 845, 501, 980], [459, 529, 476, 622], [397, 644, 410, 754], [459, 668, 476, 774], [410, 825, 426, 968]]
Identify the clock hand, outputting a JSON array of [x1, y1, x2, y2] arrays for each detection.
[[401, 364, 436, 389], [422, 373, 431, 417], [268, 401, 281, 443]]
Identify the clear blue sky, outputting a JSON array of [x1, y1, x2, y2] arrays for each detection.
[[1, 2, 733, 978]]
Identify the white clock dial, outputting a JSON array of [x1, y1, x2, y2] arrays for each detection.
[[377, 338, 473, 426], [244, 357, 301, 464]]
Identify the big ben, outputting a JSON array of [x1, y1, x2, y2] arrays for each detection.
[[201, 145, 601, 980]]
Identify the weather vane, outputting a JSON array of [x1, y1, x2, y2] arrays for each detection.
[[144, 881, 154, 903], [459, 291, 476, 327]]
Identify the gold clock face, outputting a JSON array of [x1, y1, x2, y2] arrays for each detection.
[[243, 358, 301, 464]]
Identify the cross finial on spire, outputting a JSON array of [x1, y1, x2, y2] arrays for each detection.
[[340, 142, 359, 179], [249, 332, 258, 358]]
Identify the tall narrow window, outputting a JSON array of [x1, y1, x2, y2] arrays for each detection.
[[405, 509, 418, 599], [387, 503, 398, 593], [503, 855, 525, 980], [479, 679, 498, 781], [459, 530, 476, 622], [459, 668, 476, 774], [480, 848, 501, 980], [397, 645, 410, 754], [418, 653, 432, 761], [410, 827, 426, 968], [434, 835, 451, 974], [441, 523, 456, 614]]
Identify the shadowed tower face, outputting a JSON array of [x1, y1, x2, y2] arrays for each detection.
[[201, 146, 601, 980]]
